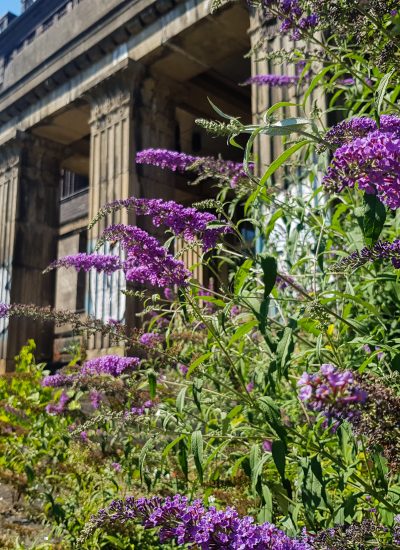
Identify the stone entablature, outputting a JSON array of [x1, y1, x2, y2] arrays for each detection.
[[0, 0, 185, 120]]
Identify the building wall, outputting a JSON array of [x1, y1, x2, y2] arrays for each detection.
[[0, 0, 252, 370]]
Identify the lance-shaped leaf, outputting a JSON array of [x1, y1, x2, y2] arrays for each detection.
[[191, 430, 204, 483], [354, 193, 386, 246]]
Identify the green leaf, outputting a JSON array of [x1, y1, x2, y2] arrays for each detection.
[[176, 387, 187, 413], [258, 485, 273, 523], [259, 140, 309, 187], [148, 372, 157, 399], [375, 69, 395, 116], [251, 455, 269, 493], [260, 254, 278, 299], [178, 439, 189, 480], [261, 118, 311, 136], [139, 438, 155, 483], [187, 352, 211, 377], [207, 98, 236, 120], [354, 193, 386, 246], [301, 456, 330, 526], [264, 209, 284, 242], [258, 299, 270, 335], [272, 440, 292, 498], [302, 65, 334, 108], [191, 430, 204, 483], [265, 101, 299, 118], [162, 435, 185, 459], [275, 327, 294, 379], [234, 259, 253, 295], [228, 320, 258, 346], [272, 440, 286, 480], [192, 378, 203, 411], [372, 453, 389, 491], [258, 397, 287, 447]]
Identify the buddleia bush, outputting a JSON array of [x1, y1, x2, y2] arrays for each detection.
[[1, 0, 400, 548]]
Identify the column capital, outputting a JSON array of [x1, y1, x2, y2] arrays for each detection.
[[0, 141, 21, 176], [87, 62, 144, 129]]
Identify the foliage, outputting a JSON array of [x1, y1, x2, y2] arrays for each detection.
[[1, 1, 400, 548]]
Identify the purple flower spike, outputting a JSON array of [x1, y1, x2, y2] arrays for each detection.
[[47, 253, 122, 274], [81, 355, 140, 377], [262, 0, 318, 41], [45, 391, 71, 415], [323, 129, 400, 209], [89, 390, 103, 409], [80, 493, 311, 548], [242, 74, 300, 87], [136, 149, 197, 172], [136, 148, 251, 190], [99, 224, 191, 287], [139, 332, 163, 347], [333, 238, 400, 271], [324, 115, 400, 147], [41, 373, 76, 387]]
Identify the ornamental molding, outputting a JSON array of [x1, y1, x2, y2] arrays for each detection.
[[0, 140, 21, 177], [87, 63, 143, 128]]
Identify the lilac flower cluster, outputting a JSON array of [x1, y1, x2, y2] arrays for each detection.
[[81, 355, 140, 377], [0, 303, 10, 318], [178, 363, 188, 375], [393, 520, 400, 547], [263, 0, 318, 41], [139, 332, 163, 347], [262, 440, 273, 453], [42, 356, 140, 389], [332, 238, 400, 271], [363, 344, 384, 361], [242, 74, 299, 87], [322, 129, 400, 209], [136, 149, 197, 172], [276, 273, 296, 291], [42, 373, 76, 387], [308, 519, 398, 549], [127, 400, 155, 416], [136, 149, 251, 189], [80, 493, 311, 548], [99, 224, 191, 287], [92, 197, 229, 251], [337, 77, 356, 86], [45, 391, 70, 415], [48, 225, 191, 288], [324, 115, 400, 147], [298, 364, 367, 422], [46, 253, 122, 275], [89, 390, 103, 409]]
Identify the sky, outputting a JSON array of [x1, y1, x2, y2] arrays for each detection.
[[0, 0, 21, 15]]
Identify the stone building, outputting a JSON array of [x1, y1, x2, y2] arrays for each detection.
[[0, 0, 297, 371]]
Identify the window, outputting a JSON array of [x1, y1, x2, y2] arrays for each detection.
[[60, 169, 89, 200]]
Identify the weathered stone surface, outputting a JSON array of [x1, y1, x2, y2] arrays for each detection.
[[0, 133, 64, 372]]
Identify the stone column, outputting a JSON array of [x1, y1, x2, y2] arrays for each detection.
[[0, 133, 63, 372], [0, 143, 20, 370], [87, 63, 142, 353], [249, 9, 301, 179]]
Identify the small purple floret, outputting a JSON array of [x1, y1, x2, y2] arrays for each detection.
[[298, 364, 367, 424]]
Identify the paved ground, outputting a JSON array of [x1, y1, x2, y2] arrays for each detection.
[[0, 483, 51, 549]]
